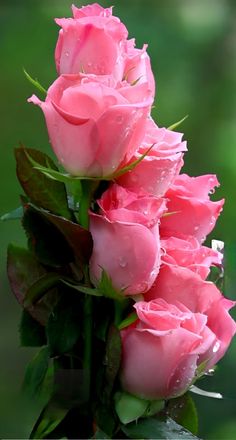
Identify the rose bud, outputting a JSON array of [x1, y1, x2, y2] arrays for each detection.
[[55, 3, 128, 77], [89, 184, 166, 295], [160, 174, 224, 242], [118, 119, 187, 197], [28, 74, 152, 177], [55, 5, 155, 95]]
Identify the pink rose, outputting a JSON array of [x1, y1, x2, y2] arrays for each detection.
[[55, 4, 128, 77], [89, 184, 166, 295], [121, 267, 236, 400], [118, 119, 187, 197], [55, 5, 155, 95], [160, 174, 224, 242], [28, 74, 152, 176], [161, 235, 223, 279], [145, 264, 236, 369]]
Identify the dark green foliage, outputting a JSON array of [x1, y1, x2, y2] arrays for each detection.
[[7, 244, 58, 325], [20, 310, 47, 347], [22, 204, 93, 268], [22, 206, 74, 267], [46, 295, 81, 357], [167, 393, 198, 435], [15, 147, 71, 219], [23, 346, 50, 399], [121, 416, 200, 439]]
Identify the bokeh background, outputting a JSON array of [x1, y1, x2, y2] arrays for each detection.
[[1, 0, 236, 438]]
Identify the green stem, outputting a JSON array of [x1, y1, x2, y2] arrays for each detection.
[[79, 180, 94, 229], [79, 180, 98, 404]]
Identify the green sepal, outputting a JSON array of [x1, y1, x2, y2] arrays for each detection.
[[115, 391, 164, 424], [61, 281, 103, 297], [118, 311, 138, 330], [23, 68, 47, 95], [111, 144, 155, 179], [97, 269, 126, 301], [144, 400, 165, 417], [67, 269, 126, 300], [168, 115, 188, 131], [30, 144, 155, 182], [114, 391, 149, 424]]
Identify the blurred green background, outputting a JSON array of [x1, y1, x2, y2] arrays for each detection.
[[1, 0, 236, 438]]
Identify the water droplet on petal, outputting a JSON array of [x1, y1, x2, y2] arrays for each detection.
[[213, 340, 220, 353], [136, 282, 148, 293], [150, 269, 158, 279], [118, 256, 127, 268], [65, 51, 70, 57]]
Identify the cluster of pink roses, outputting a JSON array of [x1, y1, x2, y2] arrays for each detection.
[[29, 3, 236, 401]]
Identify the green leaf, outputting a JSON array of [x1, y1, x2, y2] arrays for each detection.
[[92, 428, 110, 439], [115, 392, 148, 424], [0, 206, 23, 221], [23, 346, 49, 399], [122, 416, 201, 439], [20, 310, 47, 347], [104, 325, 122, 399], [30, 402, 69, 439], [23, 68, 47, 95], [15, 147, 71, 219], [118, 312, 138, 330], [22, 206, 74, 267], [98, 270, 125, 301], [7, 244, 58, 325], [46, 296, 81, 356], [95, 405, 117, 438], [167, 393, 198, 435], [23, 204, 93, 267], [168, 115, 188, 131], [24, 272, 62, 307]]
